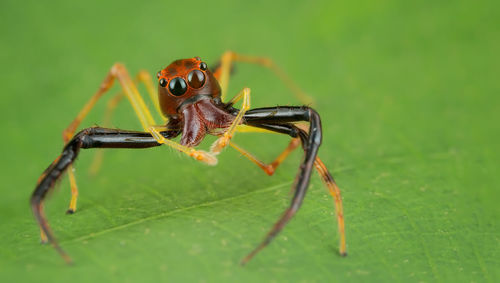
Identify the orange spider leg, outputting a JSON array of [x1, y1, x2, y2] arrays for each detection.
[[229, 137, 301, 176], [214, 51, 314, 104]]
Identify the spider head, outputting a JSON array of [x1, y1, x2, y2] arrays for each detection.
[[157, 57, 221, 118]]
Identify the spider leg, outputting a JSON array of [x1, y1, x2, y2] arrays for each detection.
[[32, 127, 176, 263], [213, 51, 313, 104], [136, 70, 162, 116], [234, 124, 275, 134], [87, 92, 123, 177], [313, 157, 346, 257], [93, 70, 164, 130], [233, 123, 342, 208], [232, 124, 302, 176], [229, 138, 301, 176], [89, 70, 165, 177], [239, 107, 346, 264], [210, 88, 251, 154], [60, 64, 159, 215], [231, 123, 344, 250], [62, 64, 156, 142], [149, 126, 218, 165]]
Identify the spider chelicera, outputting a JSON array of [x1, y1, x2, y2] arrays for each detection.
[[31, 51, 346, 265]]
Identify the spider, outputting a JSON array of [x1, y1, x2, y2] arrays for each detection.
[[31, 51, 346, 265]]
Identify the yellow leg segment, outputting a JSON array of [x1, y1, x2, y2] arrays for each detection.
[[136, 70, 163, 118], [39, 226, 48, 243], [211, 88, 251, 154], [148, 126, 218, 165], [314, 157, 346, 256], [235, 124, 276, 134], [215, 51, 313, 104], [66, 167, 79, 213]]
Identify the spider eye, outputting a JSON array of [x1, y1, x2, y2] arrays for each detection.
[[187, 70, 206, 89], [159, 78, 167, 87], [168, 77, 187, 96], [199, 62, 207, 70]]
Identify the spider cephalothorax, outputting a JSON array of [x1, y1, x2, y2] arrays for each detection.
[[157, 58, 235, 147], [157, 57, 221, 117]]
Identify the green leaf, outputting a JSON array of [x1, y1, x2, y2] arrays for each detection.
[[0, 0, 498, 282]]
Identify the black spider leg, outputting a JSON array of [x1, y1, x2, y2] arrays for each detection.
[[240, 106, 322, 264], [31, 127, 179, 263]]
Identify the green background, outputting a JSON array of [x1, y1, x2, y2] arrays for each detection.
[[0, 0, 498, 282]]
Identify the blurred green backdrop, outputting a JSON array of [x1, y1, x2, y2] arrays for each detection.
[[0, 0, 498, 282]]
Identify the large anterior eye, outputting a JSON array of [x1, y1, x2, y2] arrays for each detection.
[[187, 70, 206, 89], [168, 77, 187, 96]]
